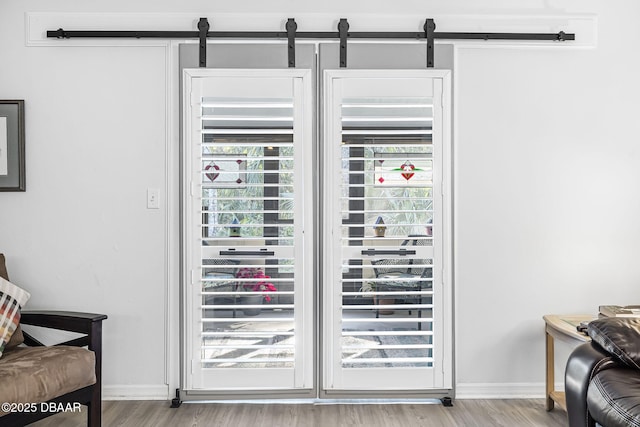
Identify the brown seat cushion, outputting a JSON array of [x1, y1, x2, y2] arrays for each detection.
[[0, 254, 8, 281], [0, 346, 96, 416]]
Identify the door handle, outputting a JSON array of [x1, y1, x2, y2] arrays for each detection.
[[220, 248, 275, 256], [361, 249, 416, 256]]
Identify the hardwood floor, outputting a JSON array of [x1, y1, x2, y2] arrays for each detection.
[[30, 399, 569, 426]]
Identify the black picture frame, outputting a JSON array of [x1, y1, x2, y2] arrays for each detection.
[[0, 100, 25, 191]]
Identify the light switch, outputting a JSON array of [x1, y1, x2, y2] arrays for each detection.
[[147, 188, 160, 209]]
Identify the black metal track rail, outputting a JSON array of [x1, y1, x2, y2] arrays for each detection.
[[46, 29, 574, 41], [46, 17, 574, 68]]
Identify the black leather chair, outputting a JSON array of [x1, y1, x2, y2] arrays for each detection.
[[565, 317, 640, 427]]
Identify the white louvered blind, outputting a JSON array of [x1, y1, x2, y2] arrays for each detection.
[[339, 96, 435, 368], [200, 96, 296, 369], [324, 71, 450, 391], [184, 70, 313, 391]]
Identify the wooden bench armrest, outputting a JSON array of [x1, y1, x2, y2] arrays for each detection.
[[20, 310, 107, 351]]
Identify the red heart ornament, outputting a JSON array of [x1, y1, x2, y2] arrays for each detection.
[[401, 161, 415, 181], [205, 163, 220, 182]]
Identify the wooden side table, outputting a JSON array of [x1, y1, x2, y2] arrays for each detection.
[[543, 314, 594, 411]]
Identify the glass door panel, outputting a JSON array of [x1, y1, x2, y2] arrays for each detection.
[[323, 70, 451, 391], [184, 67, 450, 396], [184, 69, 313, 391]]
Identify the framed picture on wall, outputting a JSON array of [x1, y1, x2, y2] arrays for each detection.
[[0, 100, 25, 191]]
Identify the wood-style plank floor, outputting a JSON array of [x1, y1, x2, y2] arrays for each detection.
[[31, 399, 569, 426]]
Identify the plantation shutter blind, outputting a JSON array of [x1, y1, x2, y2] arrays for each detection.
[[184, 70, 314, 391]]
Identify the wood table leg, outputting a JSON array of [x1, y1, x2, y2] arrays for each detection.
[[545, 330, 555, 411]]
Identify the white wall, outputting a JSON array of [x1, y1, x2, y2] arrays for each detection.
[[1, 2, 172, 398], [454, 3, 640, 395], [1, 0, 639, 399]]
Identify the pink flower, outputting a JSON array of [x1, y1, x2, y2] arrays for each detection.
[[236, 267, 277, 301]]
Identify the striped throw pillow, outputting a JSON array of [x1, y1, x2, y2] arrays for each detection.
[[0, 277, 30, 359]]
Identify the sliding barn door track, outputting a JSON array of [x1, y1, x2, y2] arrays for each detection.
[[47, 17, 573, 68]]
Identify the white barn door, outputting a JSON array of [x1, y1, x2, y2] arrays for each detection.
[[181, 63, 453, 397], [183, 69, 314, 391], [322, 70, 452, 391]]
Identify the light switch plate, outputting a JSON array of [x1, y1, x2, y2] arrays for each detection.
[[147, 188, 160, 209]]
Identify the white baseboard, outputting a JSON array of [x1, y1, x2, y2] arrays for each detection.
[[455, 382, 556, 399], [103, 385, 170, 401], [102, 383, 560, 401]]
